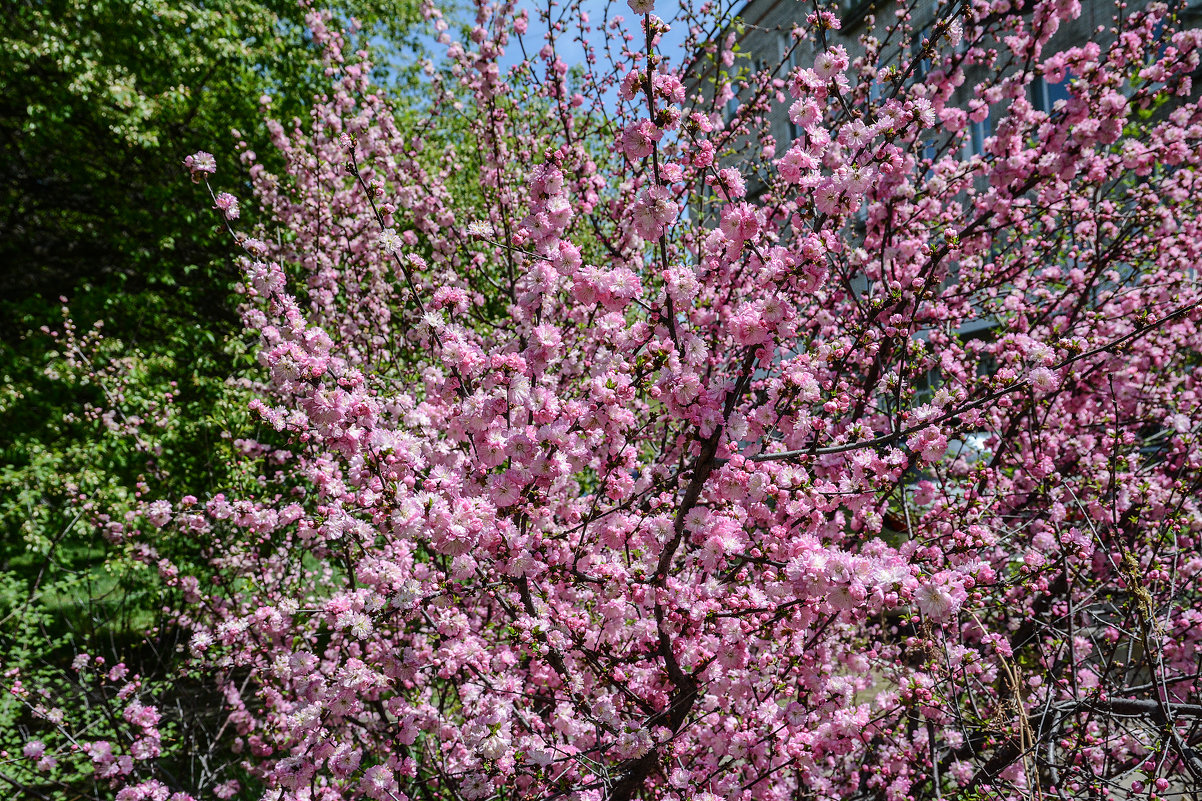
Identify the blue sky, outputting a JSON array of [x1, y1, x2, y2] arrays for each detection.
[[500, 0, 693, 72], [380, 0, 706, 115]]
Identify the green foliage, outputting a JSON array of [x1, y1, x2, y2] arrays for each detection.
[[0, 2, 423, 795], [1, 0, 420, 310]]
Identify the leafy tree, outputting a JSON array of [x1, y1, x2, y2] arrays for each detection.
[[0, 0, 420, 315]]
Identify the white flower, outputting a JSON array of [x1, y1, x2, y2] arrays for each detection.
[[466, 220, 493, 237], [349, 612, 373, 639], [628, 0, 655, 13], [613, 729, 652, 759], [460, 771, 492, 800], [915, 584, 956, 618], [1029, 366, 1059, 393], [478, 733, 509, 760], [914, 576, 966, 621], [378, 227, 403, 252]]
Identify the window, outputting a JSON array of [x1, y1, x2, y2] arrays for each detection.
[[906, 0, 942, 84], [963, 114, 993, 159], [840, 0, 875, 31], [1031, 75, 1070, 114], [724, 95, 740, 124], [868, 78, 883, 104]]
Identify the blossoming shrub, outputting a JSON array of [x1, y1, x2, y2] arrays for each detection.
[[16, 0, 1202, 798], [188, 0, 1202, 798]]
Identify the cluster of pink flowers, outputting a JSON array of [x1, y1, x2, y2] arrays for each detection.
[[213, 191, 240, 220]]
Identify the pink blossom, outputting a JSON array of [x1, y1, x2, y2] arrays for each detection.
[[182, 151, 215, 182], [619, 119, 662, 161], [915, 574, 968, 621], [213, 192, 240, 220], [631, 185, 677, 240]]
